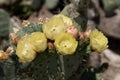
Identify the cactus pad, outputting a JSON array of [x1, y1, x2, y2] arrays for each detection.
[[17, 23, 42, 38], [32, 50, 89, 80], [0, 9, 10, 38]]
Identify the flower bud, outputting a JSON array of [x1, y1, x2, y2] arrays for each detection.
[[47, 42, 55, 49], [10, 33, 20, 44], [66, 26, 78, 39], [0, 50, 9, 61], [79, 32, 85, 40], [6, 46, 14, 55], [84, 29, 91, 38], [22, 20, 30, 27]]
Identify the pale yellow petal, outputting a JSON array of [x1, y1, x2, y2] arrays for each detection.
[[54, 33, 78, 55], [90, 29, 108, 52]]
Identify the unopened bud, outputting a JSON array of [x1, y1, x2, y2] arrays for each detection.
[[84, 29, 91, 38], [0, 50, 9, 61], [6, 46, 14, 55], [10, 33, 20, 44], [37, 18, 44, 24], [22, 20, 30, 27], [79, 32, 84, 40], [45, 18, 49, 22], [13, 28, 19, 33], [66, 26, 78, 39], [47, 42, 55, 49]]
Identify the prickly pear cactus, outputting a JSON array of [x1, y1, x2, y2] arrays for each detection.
[[30, 0, 90, 80], [0, 0, 109, 80], [10, 0, 90, 79], [3, 0, 108, 80], [15, 25, 90, 80]]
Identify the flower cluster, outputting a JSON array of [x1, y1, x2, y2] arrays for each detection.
[[16, 32, 47, 62], [14, 14, 108, 63]]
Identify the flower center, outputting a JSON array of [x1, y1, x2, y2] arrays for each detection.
[[60, 40, 72, 48], [51, 26, 56, 32]]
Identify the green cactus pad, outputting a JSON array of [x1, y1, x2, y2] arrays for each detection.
[[0, 9, 10, 38], [32, 50, 89, 80], [17, 23, 42, 38]]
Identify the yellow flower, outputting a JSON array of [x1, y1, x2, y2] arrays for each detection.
[[54, 14, 73, 27], [29, 32, 47, 52], [42, 16, 67, 40], [90, 29, 108, 52], [54, 33, 78, 55], [16, 32, 47, 63], [16, 36, 36, 63]]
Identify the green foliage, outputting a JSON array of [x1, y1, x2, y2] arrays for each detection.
[[77, 39, 91, 54], [32, 49, 89, 80], [17, 23, 42, 38], [3, 58, 16, 80], [0, 9, 10, 38], [73, 15, 88, 31]]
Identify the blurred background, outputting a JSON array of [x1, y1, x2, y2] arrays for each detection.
[[0, 0, 120, 80]]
